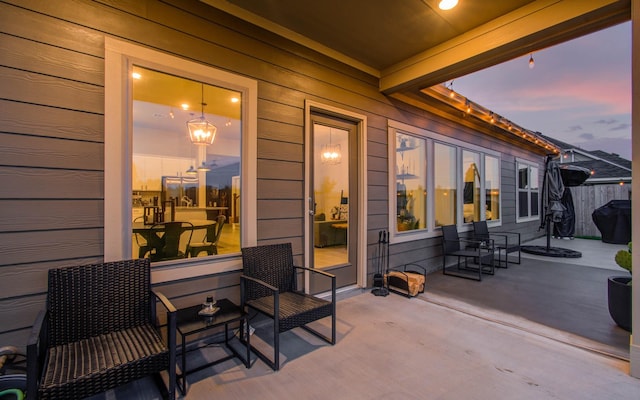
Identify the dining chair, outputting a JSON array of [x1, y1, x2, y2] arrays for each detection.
[[132, 216, 152, 258], [148, 221, 193, 262], [187, 215, 226, 257]]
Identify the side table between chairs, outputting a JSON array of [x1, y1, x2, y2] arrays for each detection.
[[175, 298, 251, 395]]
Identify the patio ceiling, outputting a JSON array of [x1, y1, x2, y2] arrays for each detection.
[[201, 0, 630, 92], [202, 0, 631, 153]]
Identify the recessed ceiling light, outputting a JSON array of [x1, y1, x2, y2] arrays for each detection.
[[439, 0, 458, 10], [231, 97, 239, 103], [132, 72, 141, 80]]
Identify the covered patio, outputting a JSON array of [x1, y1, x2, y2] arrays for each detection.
[[94, 237, 638, 399]]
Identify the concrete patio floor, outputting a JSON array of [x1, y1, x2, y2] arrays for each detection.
[[95, 236, 639, 399], [425, 236, 631, 360]]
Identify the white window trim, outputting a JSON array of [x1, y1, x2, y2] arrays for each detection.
[[388, 120, 501, 243], [515, 158, 540, 223], [104, 38, 257, 283]]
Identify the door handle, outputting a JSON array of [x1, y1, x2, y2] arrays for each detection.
[[308, 197, 315, 216]]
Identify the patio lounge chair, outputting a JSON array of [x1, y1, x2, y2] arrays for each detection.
[[441, 224, 495, 281], [472, 221, 521, 268], [27, 259, 177, 400], [240, 243, 336, 371]]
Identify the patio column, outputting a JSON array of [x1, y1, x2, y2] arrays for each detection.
[[631, 0, 640, 379]]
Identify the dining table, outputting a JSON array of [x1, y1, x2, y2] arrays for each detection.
[[132, 219, 216, 260]]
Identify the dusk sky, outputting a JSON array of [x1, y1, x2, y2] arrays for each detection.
[[452, 21, 632, 160]]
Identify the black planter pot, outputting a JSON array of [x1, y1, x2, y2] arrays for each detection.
[[607, 276, 632, 332]]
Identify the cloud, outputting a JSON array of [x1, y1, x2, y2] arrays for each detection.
[[610, 123, 630, 131], [594, 119, 617, 125], [578, 133, 594, 140], [565, 125, 582, 132], [573, 136, 632, 160]]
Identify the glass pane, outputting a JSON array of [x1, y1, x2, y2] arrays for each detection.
[[131, 66, 242, 262], [531, 192, 539, 216], [518, 165, 529, 189], [462, 150, 481, 223], [485, 155, 500, 221], [314, 124, 349, 268], [396, 133, 426, 232], [518, 191, 529, 218], [434, 143, 456, 226], [530, 166, 539, 190]]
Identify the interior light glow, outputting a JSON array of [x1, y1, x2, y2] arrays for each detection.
[[132, 72, 142, 80], [439, 0, 458, 10], [181, 103, 190, 110]]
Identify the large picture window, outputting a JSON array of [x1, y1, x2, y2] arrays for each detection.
[[388, 121, 501, 242], [131, 66, 242, 262], [105, 38, 257, 277], [516, 160, 540, 222]]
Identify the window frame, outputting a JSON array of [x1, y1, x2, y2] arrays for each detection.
[[104, 38, 257, 281], [388, 120, 501, 243], [515, 158, 541, 223]]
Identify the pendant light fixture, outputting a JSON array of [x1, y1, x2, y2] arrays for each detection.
[[185, 165, 197, 175], [187, 83, 217, 145], [197, 161, 211, 172], [320, 128, 342, 164], [528, 53, 535, 69]]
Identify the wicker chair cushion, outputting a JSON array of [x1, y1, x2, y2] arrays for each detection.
[[247, 292, 333, 333], [39, 324, 168, 400]]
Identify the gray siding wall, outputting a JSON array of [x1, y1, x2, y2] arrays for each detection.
[[0, 0, 545, 347]]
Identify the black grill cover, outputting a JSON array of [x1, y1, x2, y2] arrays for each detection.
[[592, 200, 631, 244]]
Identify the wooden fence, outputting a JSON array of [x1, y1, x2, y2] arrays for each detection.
[[570, 184, 631, 237]]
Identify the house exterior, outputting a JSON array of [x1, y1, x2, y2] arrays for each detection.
[[1, 0, 638, 376]]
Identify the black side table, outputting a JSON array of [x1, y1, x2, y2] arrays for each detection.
[[176, 298, 251, 394]]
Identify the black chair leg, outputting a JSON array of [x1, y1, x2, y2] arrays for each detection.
[[274, 318, 280, 371]]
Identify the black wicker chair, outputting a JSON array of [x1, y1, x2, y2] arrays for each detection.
[[441, 224, 495, 281], [26, 259, 177, 400], [472, 221, 521, 268], [240, 243, 336, 371]]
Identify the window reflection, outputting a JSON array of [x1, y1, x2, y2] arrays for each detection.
[[434, 143, 456, 226], [395, 133, 426, 232], [130, 66, 242, 262], [517, 162, 540, 221], [485, 155, 500, 220], [462, 150, 481, 223]]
